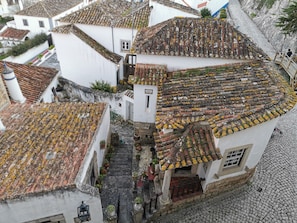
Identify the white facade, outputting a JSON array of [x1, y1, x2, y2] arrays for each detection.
[[14, 2, 85, 36], [53, 31, 122, 88], [0, 189, 102, 223], [202, 118, 279, 190], [38, 72, 60, 103], [149, 0, 200, 26], [173, 0, 229, 16], [136, 54, 242, 72], [133, 84, 158, 123], [73, 24, 136, 58]]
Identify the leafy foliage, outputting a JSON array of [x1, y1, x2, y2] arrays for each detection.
[[0, 16, 13, 24], [201, 8, 211, 18], [9, 33, 48, 56], [91, 80, 113, 93], [219, 8, 227, 19], [276, 1, 297, 35], [257, 0, 276, 10]]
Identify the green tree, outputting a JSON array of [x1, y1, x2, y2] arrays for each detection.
[[200, 8, 211, 18], [276, 1, 297, 35]]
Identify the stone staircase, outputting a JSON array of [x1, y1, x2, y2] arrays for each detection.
[[100, 123, 134, 223]]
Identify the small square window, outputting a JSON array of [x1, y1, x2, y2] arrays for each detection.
[[23, 19, 28, 26], [39, 21, 44, 28], [120, 40, 130, 51]]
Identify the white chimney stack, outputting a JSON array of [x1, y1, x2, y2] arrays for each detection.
[[0, 118, 5, 131], [2, 63, 26, 103]]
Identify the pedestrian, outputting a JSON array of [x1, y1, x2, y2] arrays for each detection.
[[287, 49, 292, 57], [147, 163, 155, 182]]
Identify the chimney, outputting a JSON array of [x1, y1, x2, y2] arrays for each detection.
[[0, 118, 5, 131], [2, 63, 26, 103]]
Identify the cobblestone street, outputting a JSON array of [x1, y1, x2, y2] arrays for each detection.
[[152, 106, 297, 223]]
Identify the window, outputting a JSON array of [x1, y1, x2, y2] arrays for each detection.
[[120, 40, 130, 51], [146, 95, 150, 109], [23, 19, 28, 26], [39, 20, 45, 28], [218, 144, 252, 176], [223, 149, 246, 169]]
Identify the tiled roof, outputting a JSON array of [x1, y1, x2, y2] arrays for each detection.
[[59, 0, 151, 29], [16, 0, 82, 17], [0, 102, 107, 201], [52, 24, 122, 64], [0, 62, 59, 103], [154, 123, 222, 171], [155, 61, 297, 138], [151, 0, 200, 17], [124, 89, 134, 99], [128, 63, 168, 86], [0, 27, 29, 40], [133, 17, 268, 60]]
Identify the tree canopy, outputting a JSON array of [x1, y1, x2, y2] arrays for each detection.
[[276, 1, 297, 35]]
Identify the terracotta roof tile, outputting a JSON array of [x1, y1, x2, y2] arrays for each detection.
[[128, 63, 168, 85], [16, 0, 83, 17], [59, 0, 151, 29], [0, 27, 29, 40], [0, 62, 59, 103], [133, 17, 268, 60], [0, 102, 107, 201], [151, 0, 200, 17], [52, 25, 122, 64], [155, 61, 297, 137], [154, 123, 222, 171]]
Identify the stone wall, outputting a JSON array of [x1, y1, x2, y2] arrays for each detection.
[[238, 0, 297, 53], [134, 122, 156, 145]]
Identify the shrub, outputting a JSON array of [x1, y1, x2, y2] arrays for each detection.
[[201, 8, 211, 18], [90, 80, 113, 93], [219, 8, 227, 19], [250, 12, 257, 19], [9, 33, 48, 56]]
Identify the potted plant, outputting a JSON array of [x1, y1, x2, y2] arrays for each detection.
[[134, 196, 143, 211], [106, 204, 116, 218], [100, 140, 106, 149]]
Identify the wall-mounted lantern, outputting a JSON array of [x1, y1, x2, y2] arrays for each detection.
[[77, 201, 91, 222]]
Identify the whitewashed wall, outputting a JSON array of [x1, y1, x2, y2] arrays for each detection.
[[77, 104, 111, 177], [3, 41, 49, 64], [149, 1, 200, 26], [38, 72, 61, 103], [0, 189, 103, 223], [136, 54, 242, 71], [53, 32, 120, 88], [14, 15, 49, 37], [203, 118, 278, 190], [133, 84, 158, 123], [75, 24, 137, 58]]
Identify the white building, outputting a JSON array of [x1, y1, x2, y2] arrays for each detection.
[[128, 17, 297, 204], [0, 100, 110, 223], [13, 0, 88, 38], [52, 0, 151, 88]]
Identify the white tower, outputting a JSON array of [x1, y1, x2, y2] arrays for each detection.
[[2, 63, 26, 103]]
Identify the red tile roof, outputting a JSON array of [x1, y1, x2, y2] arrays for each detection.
[[129, 63, 168, 86], [59, 0, 151, 29], [133, 17, 268, 60], [52, 25, 122, 64], [155, 61, 297, 138], [0, 27, 29, 40], [0, 62, 59, 103], [155, 123, 222, 171], [0, 102, 107, 201], [16, 0, 83, 17]]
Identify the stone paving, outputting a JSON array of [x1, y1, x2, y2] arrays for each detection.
[[151, 105, 297, 223], [100, 120, 135, 223]]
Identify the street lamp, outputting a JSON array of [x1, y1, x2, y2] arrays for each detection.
[[77, 201, 91, 222]]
